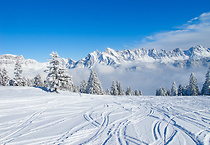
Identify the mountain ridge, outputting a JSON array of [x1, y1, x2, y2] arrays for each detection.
[[1, 45, 210, 70], [67, 45, 210, 69]]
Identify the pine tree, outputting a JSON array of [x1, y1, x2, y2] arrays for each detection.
[[156, 89, 159, 96], [171, 81, 178, 96], [80, 79, 87, 93], [59, 73, 73, 91], [45, 52, 60, 92], [43, 80, 48, 88], [131, 90, 135, 96], [22, 77, 27, 86], [116, 81, 125, 95], [162, 88, 167, 96], [14, 57, 24, 86], [9, 79, 15, 86], [45, 52, 73, 92], [187, 73, 200, 96], [139, 90, 142, 96], [26, 78, 34, 87], [73, 85, 79, 93], [105, 89, 111, 95], [201, 69, 210, 95], [0, 68, 9, 86], [134, 90, 140, 96], [34, 74, 43, 87], [126, 86, 132, 96], [86, 69, 103, 95], [110, 80, 118, 95], [178, 84, 184, 96], [167, 88, 171, 96], [0, 69, 2, 85], [0, 68, 2, 85], [134, 89, 143, 96], [156, 87, 167, 96], [183, 85, 188, 96]]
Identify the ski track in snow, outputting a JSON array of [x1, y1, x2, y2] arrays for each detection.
[[0, 87, 210, 145]]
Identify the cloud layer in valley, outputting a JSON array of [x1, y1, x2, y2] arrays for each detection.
[[68, 64, 207, 96]]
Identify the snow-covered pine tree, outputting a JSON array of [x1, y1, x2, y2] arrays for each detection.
[[132, 91, 135, 96], [45, 52, 60, 92], [105, 89, 111, 95], [45, 52, 73, 92], [139, 90, 142, 96], [9, 79, 15, 86], [0, 68, 2, 85], [110, 80, 118, 96], [126, 86, 132, 96], [86, 68, 103, 95], [162, 88, 167, 96], [116, 81, 125, 95], [14, 56, 24, 86], [34, 74, 43, 87], [0, 68, 9, 86], [160, 88, 168, 96], [43, 80, 48, 88], [80, 79, 87, 93], [182, 85, 188, 96], [0, 69, 2, 85], [171, 81, 178, 96], [73, 85, 79, 93], [134, 90, 140, 96], [156, 87, 167, 96], [59, 73, 73, 91], [178, 84, 184, 96], [134, 89, 143, 96], [26, 78, 34, 87], [156, 89, 159, 96], [201, 69, 210, 95], [187, 73, 200, 96], [167, 88, 171, 96], [22, 77, 27, 86]]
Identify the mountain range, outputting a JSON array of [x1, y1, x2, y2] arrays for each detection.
[[1, 45, 210, 70], [68, 45, 210, 70]]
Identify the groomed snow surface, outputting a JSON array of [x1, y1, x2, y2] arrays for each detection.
[[0, 87, 210, 145]]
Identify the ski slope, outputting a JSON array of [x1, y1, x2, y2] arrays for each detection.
[[0, 87, 210, 145]]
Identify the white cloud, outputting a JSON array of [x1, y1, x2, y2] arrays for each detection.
[[188, 17, 198, 23], [200, 12, 210, 21], [138, 12, 210, 50]]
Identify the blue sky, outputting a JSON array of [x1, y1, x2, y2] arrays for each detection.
[[0, 0, 210, 62]]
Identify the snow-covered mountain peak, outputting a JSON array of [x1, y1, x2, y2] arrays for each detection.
[[172, 48, 182, 53], [105, 48, 118, 56], [0, 54, 24, 60], [184, 45, 210, 59], [0, 54, 46, 68], [91, 49, 101, 56], [0, 54, 28, 65], [67, 45, 210, 69]]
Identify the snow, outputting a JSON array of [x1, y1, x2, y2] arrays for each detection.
[[0, 87, 209, 145]]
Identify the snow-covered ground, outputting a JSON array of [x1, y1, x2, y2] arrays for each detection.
[[0, 87, 210, 145]]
